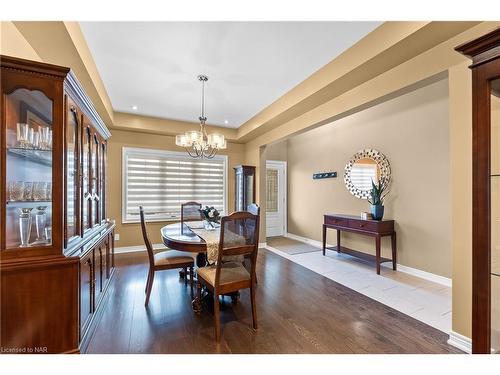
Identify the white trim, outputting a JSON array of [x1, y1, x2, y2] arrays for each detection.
[[381, 263, 452, 287], [285, 232, 331, 249], [115, 243, 165, 254], [266, 160, 288, 236], [284, 232, 452, 287], [258, 242, 267, 249], [121, 147, 228, 224], [447, 331, 471, 353]]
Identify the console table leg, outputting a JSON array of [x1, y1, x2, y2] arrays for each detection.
[[391, 232, 397, 270], [337, 230, 341, 254], [375, 235, 381, 275], [322, 225, 326, 256]]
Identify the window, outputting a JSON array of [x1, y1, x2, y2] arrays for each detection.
[[122, 147, 227, 223]]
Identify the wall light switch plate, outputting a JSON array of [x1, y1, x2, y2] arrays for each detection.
[[114, 233, 120, 241]]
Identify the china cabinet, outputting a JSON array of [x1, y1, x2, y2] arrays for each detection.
[[0, 55, 115, 353], [456, 28, 500, 354], [234, 165, 256, 211]]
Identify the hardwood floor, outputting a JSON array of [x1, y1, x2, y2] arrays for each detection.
[[85, 249, 462, 354]]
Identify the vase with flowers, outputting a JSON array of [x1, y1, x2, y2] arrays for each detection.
[[199, 206, 221, 231]]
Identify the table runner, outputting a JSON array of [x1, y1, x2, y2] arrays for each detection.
[[188, 225, 245, 264]]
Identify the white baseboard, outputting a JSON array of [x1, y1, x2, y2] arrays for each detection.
[[284, 232, 452, 287], [115, 243, 165, 254], [447, 331, 471, 353], [285, 232, 333, 249], [259, 242, 267, 249]]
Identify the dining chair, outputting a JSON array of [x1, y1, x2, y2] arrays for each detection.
[[181, 201, 203, 224], [140, 206, 195, 307], [196, 211, 260, 341], [245, 204, 260, 281]]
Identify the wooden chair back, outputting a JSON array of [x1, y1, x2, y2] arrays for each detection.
[[139, 206, 155, 268], [181, 201, 202, 223], [214, 211, 260, 286]]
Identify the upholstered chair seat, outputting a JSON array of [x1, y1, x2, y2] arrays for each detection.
[[197, 262, 250, 286], [154, 251, 195, 267]]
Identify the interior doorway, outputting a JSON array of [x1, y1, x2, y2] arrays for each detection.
[[266, 160, 287, 237]]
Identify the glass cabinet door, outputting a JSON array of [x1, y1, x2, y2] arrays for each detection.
[[66, 100, 80, 244], [91, 134, 99, 227], [5, 88, 53, 249], [491, 78, 500, 354], [100, 142, 106, 223], [82, 125, 91, 233], [235, 171, 243, 211]]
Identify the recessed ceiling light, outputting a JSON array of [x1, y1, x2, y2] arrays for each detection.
[[224, 120, 229, 124], [131, 105, 138, 111]]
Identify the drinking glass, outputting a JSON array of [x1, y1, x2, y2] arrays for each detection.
[[28, 127, 35, 148], [8, 181, 24, 201], [18, 208, 33, 247], [16, 123, 29, 148], [45, 182, 52, 201], [48, 129, 53, 150], [23, 182, 33, 201], [35, 206, 47, 242], [39, 126, 50, 150], [32, 130, 40, 149], [32, 182, 47, 201]]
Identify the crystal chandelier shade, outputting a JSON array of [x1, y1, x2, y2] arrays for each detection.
[[175, 75, 227, 158]]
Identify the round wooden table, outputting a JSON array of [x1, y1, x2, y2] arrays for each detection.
[[161, 222, 209, 267], [160, 222, 239, 311]]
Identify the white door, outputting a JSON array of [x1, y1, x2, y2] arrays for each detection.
[[266, 160, 287, 237]]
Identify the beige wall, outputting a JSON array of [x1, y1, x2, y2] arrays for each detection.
[[286, 78, 451, 277], [266, 139, 288, 162], [107, 129, 245, 248], [0, 22, 41, 61]]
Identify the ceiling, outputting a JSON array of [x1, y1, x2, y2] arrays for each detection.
[[80, 22, 382, 128]]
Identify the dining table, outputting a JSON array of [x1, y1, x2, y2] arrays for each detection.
[[161, 222, 209, 267], [160, 222, 240, 311]]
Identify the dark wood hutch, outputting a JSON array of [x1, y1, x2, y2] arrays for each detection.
[[0, 55, 115, 353], [456, 28, 500, 354], [234, 165, 256, 212]]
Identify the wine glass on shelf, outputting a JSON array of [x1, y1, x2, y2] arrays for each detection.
[[35, 206, 48, 243], [23, 182, 33, 201], [8, 181, 24, 201], [32, 182, 47, 201], [16, 123, 29, 149]]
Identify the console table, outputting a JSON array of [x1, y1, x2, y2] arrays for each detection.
[[322, 214, 396, 274]]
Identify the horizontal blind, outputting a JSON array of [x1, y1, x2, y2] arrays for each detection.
[[350, 164, 377, 191], [123, 148, 226, 222]]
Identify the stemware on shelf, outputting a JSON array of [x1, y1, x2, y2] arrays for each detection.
[[23, 181, 33, 201], [18, 207, 33, 247], [8, 181, 24, 201], [32, 182, 47, 201], [16, 122, 29, 148], [35, 206, 48, 242]]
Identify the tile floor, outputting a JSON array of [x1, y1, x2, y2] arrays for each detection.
[[265, 237, 452, 334]]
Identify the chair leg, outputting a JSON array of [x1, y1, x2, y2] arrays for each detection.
[[250, 283, 258, 330], [189, 266, 194, 298], [145, 269, 151, 293], [214, 292, 221, 342], [194, 279, 202, 314], [145, 271, 155, 307], [184, 267, 188, 286]]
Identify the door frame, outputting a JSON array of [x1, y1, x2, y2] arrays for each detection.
[[266, 160, 287, 236]]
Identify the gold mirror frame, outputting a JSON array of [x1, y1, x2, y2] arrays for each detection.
[[344, 148, 391, 199]]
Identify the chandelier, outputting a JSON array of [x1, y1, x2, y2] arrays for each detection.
[[175, 75, 227, 158]]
